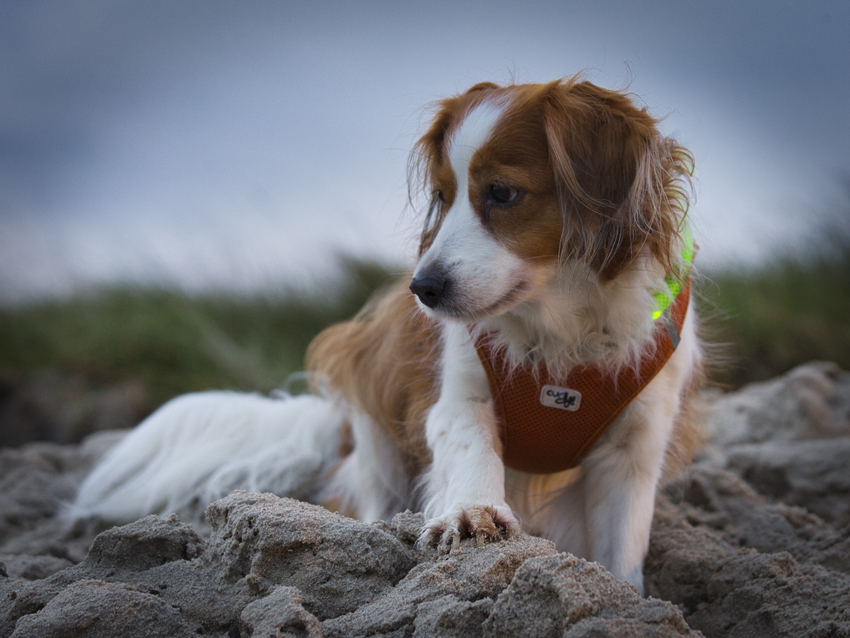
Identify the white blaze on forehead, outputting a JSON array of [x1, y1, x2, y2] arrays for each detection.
[[413, 97, 531, 318], [447, 100, 505, 194]]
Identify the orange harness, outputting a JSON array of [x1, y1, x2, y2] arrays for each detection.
[[471, 277, 691, 474]]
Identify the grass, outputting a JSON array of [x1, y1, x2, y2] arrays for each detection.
[[2, 229, 849, 443], [0, 259, 395, 413], [700, 226, 850, 388]]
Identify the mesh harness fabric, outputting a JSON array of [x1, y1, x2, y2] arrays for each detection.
[[471, 276, 692, 474]]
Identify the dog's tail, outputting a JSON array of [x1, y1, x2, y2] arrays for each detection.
[[68, 391, 347, 523]]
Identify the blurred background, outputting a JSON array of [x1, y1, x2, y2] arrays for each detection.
[[1, 0, 849, 446]]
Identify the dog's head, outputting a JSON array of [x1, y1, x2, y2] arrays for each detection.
[[409, 78, 692, 321]]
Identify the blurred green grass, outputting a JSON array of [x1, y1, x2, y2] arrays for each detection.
[[0, 259, 394, 430], [2, 231, 849, 444], [699, 225, 850, 388]]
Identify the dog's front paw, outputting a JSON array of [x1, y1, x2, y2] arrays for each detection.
[[419, 504, 520, 552]]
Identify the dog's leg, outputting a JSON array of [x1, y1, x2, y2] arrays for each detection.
[[527, 472, 589, 561], [579, 328, 697, 594], [581, 408, 673, 593], [420, 323, 520, 549], [326, 410, 409, 523]]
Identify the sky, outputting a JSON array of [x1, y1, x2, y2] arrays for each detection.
[[1, 0, 848, 302]]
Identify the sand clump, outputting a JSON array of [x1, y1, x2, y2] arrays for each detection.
[[1, 361, 849, 637]]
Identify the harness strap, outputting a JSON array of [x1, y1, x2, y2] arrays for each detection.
[[472, 276, 691, 474]]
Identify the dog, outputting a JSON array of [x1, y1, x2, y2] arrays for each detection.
[[72, 77, 703, 594]]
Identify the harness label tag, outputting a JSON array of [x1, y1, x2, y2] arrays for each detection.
[[540, 385, 582, 412]]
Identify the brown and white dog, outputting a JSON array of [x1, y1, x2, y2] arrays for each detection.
[[72, 78, 703, 593]]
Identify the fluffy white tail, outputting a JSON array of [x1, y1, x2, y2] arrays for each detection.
[[70, 391, 346, 523]]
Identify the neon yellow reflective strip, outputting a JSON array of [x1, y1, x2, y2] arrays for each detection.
[[652, 225, 694, 321]]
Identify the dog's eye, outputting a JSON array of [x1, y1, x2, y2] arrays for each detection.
[[435, 190, 446, 203], [489, 183, 518, 205]]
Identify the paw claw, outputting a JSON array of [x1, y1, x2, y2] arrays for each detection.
[[476, 530, 488, 548], [421, 504, 519, 551]]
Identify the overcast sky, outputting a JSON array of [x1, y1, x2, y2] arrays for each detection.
[[1, 0, 848, 302]]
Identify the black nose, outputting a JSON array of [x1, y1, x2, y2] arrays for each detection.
[[409, 273, 446, 308]]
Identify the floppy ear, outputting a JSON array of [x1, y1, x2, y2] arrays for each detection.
[[544, 80, 689, 279], [465, 81, 500, 93]]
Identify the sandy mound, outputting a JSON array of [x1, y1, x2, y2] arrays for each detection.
[[1, 362, 849, 637]]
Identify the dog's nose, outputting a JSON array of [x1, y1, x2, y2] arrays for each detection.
[[409, 274, 446, 308]]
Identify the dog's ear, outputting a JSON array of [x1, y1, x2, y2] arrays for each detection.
[[544, 80, 689, 279], [546, 82, 653, 213], [466, 81, 500, 94]]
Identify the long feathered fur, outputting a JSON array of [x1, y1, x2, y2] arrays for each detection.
[[71, 78, 704, 595]]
